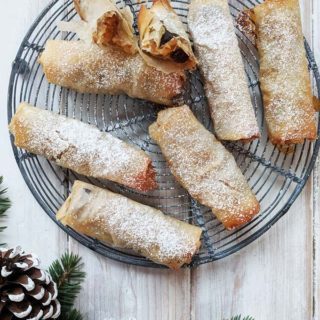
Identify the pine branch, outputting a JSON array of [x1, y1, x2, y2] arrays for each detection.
[[61, 309, 84, 320], [0, 176, 11, 244], [230, 316, 255, 320], [48, 252, 86, 318], [0, 176, 10, 217]]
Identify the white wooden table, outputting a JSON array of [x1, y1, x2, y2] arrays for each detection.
[[1, 1, 320, 319]]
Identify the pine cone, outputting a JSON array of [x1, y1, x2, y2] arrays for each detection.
[[0, 247, 61, 320]]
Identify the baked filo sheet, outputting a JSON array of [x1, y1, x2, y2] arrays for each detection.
[[188, 0, 260, 142], [73, 0, 137, 54], [57, 180, 202, 269], [149, 105, 260, 230], [250, 0, 317, 145], [39, 40, 185, 106], [9, 103, 156, 192], [138, 0, 197, 72]]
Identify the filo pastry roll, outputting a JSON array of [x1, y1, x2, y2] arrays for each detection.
[[9, 103, 156, 192], [250, 0, 317, 145], [188, 0, 260, 142], [138, 0, 197, 72], [57, 181, 202, 269], [149, 106, 260, 230], [38, 40, 185, 106], [72, 0, 137, 54]]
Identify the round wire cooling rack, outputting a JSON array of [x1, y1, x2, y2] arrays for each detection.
[[7, 0, 320, 268]]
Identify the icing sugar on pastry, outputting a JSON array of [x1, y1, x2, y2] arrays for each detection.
[[39, 40, 185, 106], [149, 106, 260, 230], [94, 195, 199, 260], [9, 103, 156, 191], [252, 0, 317, 144], [188, 0, 260, 142], [57, 181, 202, 269]]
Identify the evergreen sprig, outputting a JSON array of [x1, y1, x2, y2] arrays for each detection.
[[48, 252, 86, 319], [0, 176, 11, 243], [62, 308, 84, 320], [230, 316, 255, 320]]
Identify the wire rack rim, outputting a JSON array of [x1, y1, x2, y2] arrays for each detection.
[[7, 0, 320, 269]]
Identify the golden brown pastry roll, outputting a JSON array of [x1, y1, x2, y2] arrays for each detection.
[[138, 0, 197, 71], [73, 0, 137, 54], [57, 180, 202, 269], [188, 0, 260, 142], [149, 105, 260, 230], [251, 0, 317, 145], [9, 103, 156, 192], [38, 40, 185, 106]]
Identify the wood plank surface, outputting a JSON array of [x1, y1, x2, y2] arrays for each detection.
[[0, 1, 318, 319]]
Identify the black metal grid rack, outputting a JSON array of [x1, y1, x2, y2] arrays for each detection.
[[7, 0, 320, 268]]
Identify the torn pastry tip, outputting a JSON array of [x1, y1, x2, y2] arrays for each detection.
[[138, 0, 197, 72], [239, 132, 261, 144], [137, 46, 188, 75], [131, 161, 158, 192], [73, 0, 83, 19], [270, 131, 317, 146], [236, 9, 256, 45], [151, 0, 180, 16], [138, 4, 147, 21], [313, 96, 320, 111], [152, 0, 172, 8], [220, 202, 261, 231], [94, 10, 138, 54], [72, 0, 137, 54]]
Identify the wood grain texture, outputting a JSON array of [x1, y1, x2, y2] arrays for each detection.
[[191, 197, 313, 320], [0, 0, 318, 319]]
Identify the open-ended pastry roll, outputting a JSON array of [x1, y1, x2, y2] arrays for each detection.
[[57, 181, 202, 269], [188, 0, 260, 142], [38, 40, 185, 106], [73, 0, 137, 54], [149, 106, 260, 229], [138, 0, 197, 71], [250, 0, 317, 145], [9, 103, 157, 192]]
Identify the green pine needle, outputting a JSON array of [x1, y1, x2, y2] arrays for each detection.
[[0, 176, 10, 244], [48, 252, 86, 318], [0, 176, 10, 217], [61, 308, 84, 320], [230, 316, 255, 320]]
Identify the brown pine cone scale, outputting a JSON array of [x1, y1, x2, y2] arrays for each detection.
[[0, 247, 61, 320]]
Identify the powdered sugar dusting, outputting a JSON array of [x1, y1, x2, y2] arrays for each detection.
[[39, 40, 184, 105], [254, 2, 316, 144], [149, 106, 259, 229], [10, 104, 154, 190], [188, 0, 259, 141], [65, 181, 202, 268]]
